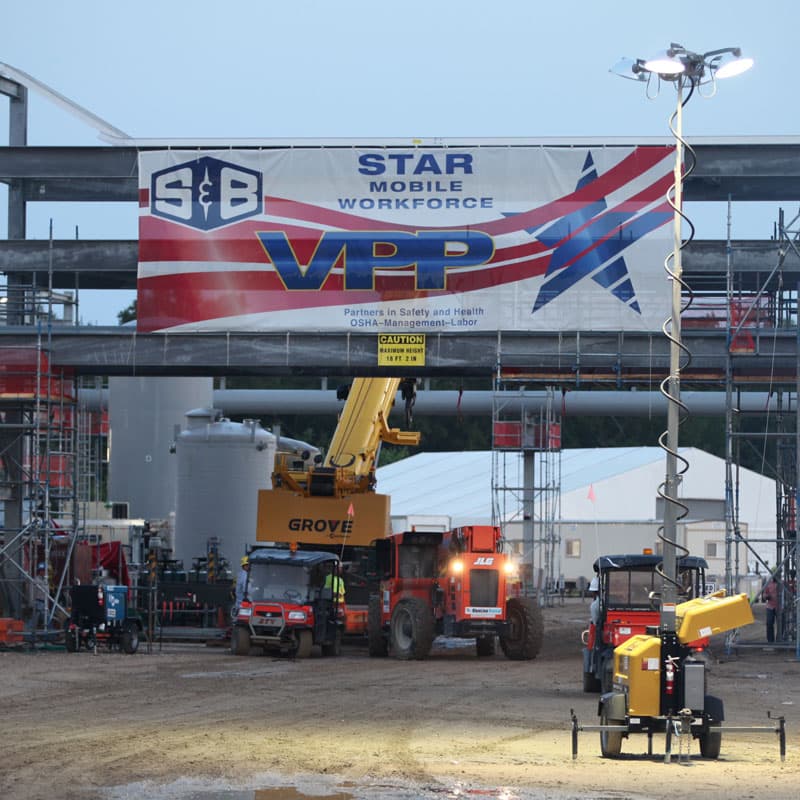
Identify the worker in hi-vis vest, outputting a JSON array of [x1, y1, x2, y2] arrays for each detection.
[[324, 568, 346, 603]]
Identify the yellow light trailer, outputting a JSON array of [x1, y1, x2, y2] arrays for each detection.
[[570, 591, 787, 762]]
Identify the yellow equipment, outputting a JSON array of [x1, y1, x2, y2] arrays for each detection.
[[675, 590, 755, 642], [256, 377, 420, 547], [599, 590, 755, 759]]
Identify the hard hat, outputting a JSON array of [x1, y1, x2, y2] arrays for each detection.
[[240, 556, 249, 567], [37, 562, 46, 571], [589, 576, 599, 592]]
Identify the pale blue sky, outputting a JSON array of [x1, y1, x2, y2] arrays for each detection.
[[2, 0, 796, 324]]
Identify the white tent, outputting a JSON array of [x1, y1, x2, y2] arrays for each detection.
[[377, 447, 777, 585]]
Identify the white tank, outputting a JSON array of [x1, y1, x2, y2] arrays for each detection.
[[174, 409, 276, 570]]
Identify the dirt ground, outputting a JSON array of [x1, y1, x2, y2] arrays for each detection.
[[0, 598, 797, 800]]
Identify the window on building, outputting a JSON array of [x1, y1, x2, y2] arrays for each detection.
[[705, 541, 718, 558], [565, 539, 581, 558]]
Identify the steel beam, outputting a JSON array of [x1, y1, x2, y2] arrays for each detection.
[[0, 328, 795, 384], [0, 240, 137, 289], [3, 142, 800, 202]]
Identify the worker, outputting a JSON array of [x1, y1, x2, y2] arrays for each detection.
[[761, 575, 779, 643], [33, 563, 48, 629], [588, 576, 600, 625], [234, 556, 250, 612], [679, 569, 695, 599], [324, 567, 346, 603]]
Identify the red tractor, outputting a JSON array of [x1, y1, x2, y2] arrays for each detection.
[[367, 526, 543, 660]]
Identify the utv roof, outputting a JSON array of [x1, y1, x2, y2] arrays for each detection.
[[247, 547, 339, 567], [593, 554, 708, 572]]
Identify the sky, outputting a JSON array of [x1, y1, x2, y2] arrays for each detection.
[[1, 0, 797, 325]]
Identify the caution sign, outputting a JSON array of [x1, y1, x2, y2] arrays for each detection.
[[377, 334, 426, 367]]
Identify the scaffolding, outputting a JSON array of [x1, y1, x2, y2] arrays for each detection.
[[0, 338, 77, 631], [491, 379, 562, 605], [724, 205, 799, 653]]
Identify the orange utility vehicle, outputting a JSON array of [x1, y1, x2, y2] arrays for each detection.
[[367, 525, 543, 660], [582, 553, 709, 692], [231, 547, 344, 658]]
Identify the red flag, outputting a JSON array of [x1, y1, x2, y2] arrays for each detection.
[[587, 484, 596, 503], [347, 502, 355, 517]]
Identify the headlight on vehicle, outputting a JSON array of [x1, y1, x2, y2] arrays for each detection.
[[238, 607, 252, 618], [503, 560, 518, 575], [451, 559, 464, 575], [287, 610, 307, 622]]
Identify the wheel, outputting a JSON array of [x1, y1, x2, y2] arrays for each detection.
[[600, 654, 614, 693], [600, 706, 623, 758], [499, 597, 544, 660], [121, 623, 139, 655], [389, 597, 434, 660], [64, 627, 78, 653], [231, 625, 251, 656], [294, 629, 313, 659], [700, 695, 723, 759], [321, 629, 342, 657], [583, 670, 601, 693], [367, 595, 388, 657], [699, 726, 722, 759], [476, 634, 496, 657]]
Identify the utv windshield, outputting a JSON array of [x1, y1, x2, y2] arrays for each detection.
[[606, 569, 658, 609], [246, 563, 311, 603]]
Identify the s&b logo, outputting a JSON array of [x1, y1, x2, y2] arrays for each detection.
[[150, 156, 262, 231]]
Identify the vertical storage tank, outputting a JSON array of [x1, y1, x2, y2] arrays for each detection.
[[174, 409, 276, 570], [109, 376, 213, 520]]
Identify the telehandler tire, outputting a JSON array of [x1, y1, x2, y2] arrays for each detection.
[[367, 595, 388, 657], [390, 597, 434, 660], [231, 625, 251, 656], [499, 597, 543, 660]]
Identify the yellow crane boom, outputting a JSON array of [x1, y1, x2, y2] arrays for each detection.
[[256, 377, 420, 547]]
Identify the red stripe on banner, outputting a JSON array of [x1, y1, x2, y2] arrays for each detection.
[[136, 253, 553, 331]]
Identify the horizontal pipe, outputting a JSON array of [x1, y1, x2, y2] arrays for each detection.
[[78, 388, 795, 417]]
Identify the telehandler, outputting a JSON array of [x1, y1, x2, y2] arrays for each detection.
[[367, 525, 543, 660]]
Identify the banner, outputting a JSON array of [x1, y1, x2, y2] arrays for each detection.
[[137, 145, 675, 333]]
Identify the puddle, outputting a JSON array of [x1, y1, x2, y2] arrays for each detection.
[[104, 773, 655, 800]]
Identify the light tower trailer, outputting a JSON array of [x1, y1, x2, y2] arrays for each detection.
[[571, 590, 786, 761]]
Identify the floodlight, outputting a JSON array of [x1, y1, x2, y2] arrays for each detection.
[[644, 50, 685, 75], [715, 54, 754, 79]]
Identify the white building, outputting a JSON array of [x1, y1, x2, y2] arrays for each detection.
[[376, 447, 777, 588]]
